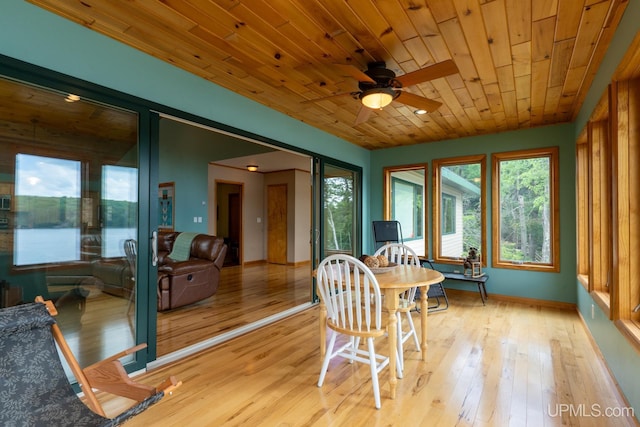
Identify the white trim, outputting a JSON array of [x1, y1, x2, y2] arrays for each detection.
[[148, 302, 314, 369]]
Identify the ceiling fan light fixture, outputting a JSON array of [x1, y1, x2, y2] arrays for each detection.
[[360, 87, 395, 109], [246, 165, 258, 172], [64, 94, 80, 103]]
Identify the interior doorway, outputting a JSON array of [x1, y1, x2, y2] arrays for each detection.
[[216, 182, 242, 266]]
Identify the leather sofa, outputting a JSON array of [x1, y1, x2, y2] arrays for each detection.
[[157, 231, 227, 311]]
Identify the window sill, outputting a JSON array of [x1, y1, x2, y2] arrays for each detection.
[[492, 261, 560, 273], [577, 274, 589, 290]]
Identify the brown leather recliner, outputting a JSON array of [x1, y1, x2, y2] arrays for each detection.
[[156, 231, 227, 311]]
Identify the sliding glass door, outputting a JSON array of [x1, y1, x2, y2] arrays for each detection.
[[319, 162, 361, 259], [0, 75, 148, 374]]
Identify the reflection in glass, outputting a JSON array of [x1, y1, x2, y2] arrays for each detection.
[[14, 154, 82, 266], [388, 168, 425, 256], [102, 165, 138, 258], [0, 76, 139, 378]]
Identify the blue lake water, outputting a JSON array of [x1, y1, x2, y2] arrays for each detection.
[[14, 227, 136, 265]]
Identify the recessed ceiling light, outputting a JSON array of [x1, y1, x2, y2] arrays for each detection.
[[414, 109, 427, 115]]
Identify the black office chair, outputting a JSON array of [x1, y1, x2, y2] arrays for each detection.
[[372, 220, 403, 250], [421, 258, 449, 313]]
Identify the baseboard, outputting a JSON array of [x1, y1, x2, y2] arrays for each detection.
[[444, 288, 576, 311], [288, 260, 311, 267], [242, 260, 311, 267], [242, 260, 266, 267]]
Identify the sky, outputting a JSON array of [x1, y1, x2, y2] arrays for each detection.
[[15, 153, 137, 201]]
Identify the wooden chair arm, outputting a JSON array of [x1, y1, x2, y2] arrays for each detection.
[[85, 343, 148, 371], [158, 376, 183, 396]]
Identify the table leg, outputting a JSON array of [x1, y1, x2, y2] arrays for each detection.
[[319, 298, 327, 358], [420, 284, 429, 360], [385, 288, 399, 399]]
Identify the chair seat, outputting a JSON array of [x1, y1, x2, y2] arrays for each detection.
[[327, 321, 387, 339]]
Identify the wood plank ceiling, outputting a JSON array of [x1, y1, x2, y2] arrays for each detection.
[[27, 0, 629, 150]]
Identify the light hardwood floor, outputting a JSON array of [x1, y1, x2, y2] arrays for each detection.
[[156, 262, 313, 356], [103, 291, 638, 426]]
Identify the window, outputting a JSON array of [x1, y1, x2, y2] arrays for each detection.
[[391, 177, 423, 241], [102, 165, 138, 258], [14, 154, 82, 266], [433, 156, 486, 264], [576, 87, 612, 312], [384, 165, 426, 256], [610, 79, 640, 332], [441, 193, 456, 235], [576, 79, 640, 349], [492, 147, 559, 272]]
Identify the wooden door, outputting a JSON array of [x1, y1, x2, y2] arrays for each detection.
[[267, 184, 287, 264]]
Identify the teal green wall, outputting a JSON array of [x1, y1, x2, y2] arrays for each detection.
[[577, 286, 640, 417], [158, 119, 275, 233], [370, 124, 577, 303]]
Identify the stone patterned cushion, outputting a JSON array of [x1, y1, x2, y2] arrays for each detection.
[[0, 303, 163, 426]]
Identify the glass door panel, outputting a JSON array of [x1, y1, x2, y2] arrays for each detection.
[[322, 163, 359, 258], [0, 76, 140, 375]]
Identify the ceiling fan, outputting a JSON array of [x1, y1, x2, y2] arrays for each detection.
[[304, 59, 459, 125]]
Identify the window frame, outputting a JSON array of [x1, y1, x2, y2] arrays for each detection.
[[432, 155, 486, 265], [491, 147, 560, 272]]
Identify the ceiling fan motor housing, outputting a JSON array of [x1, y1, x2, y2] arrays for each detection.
[[359, 62, 398, 90], [358, 62, 400, 107]]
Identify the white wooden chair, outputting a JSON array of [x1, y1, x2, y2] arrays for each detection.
[[316, 254, 391, 409], [373, 243, 421, 371]]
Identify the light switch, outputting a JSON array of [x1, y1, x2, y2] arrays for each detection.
[[193, 217, 198, 223], [257, 217, 262, 223]]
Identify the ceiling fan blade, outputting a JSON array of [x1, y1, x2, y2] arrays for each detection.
[[395, 59, 459, 87], [334, 64, 376, 84], [395, 91, 442, 112], [354, 105, 373, 125], [301, 92, 355, 104]]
